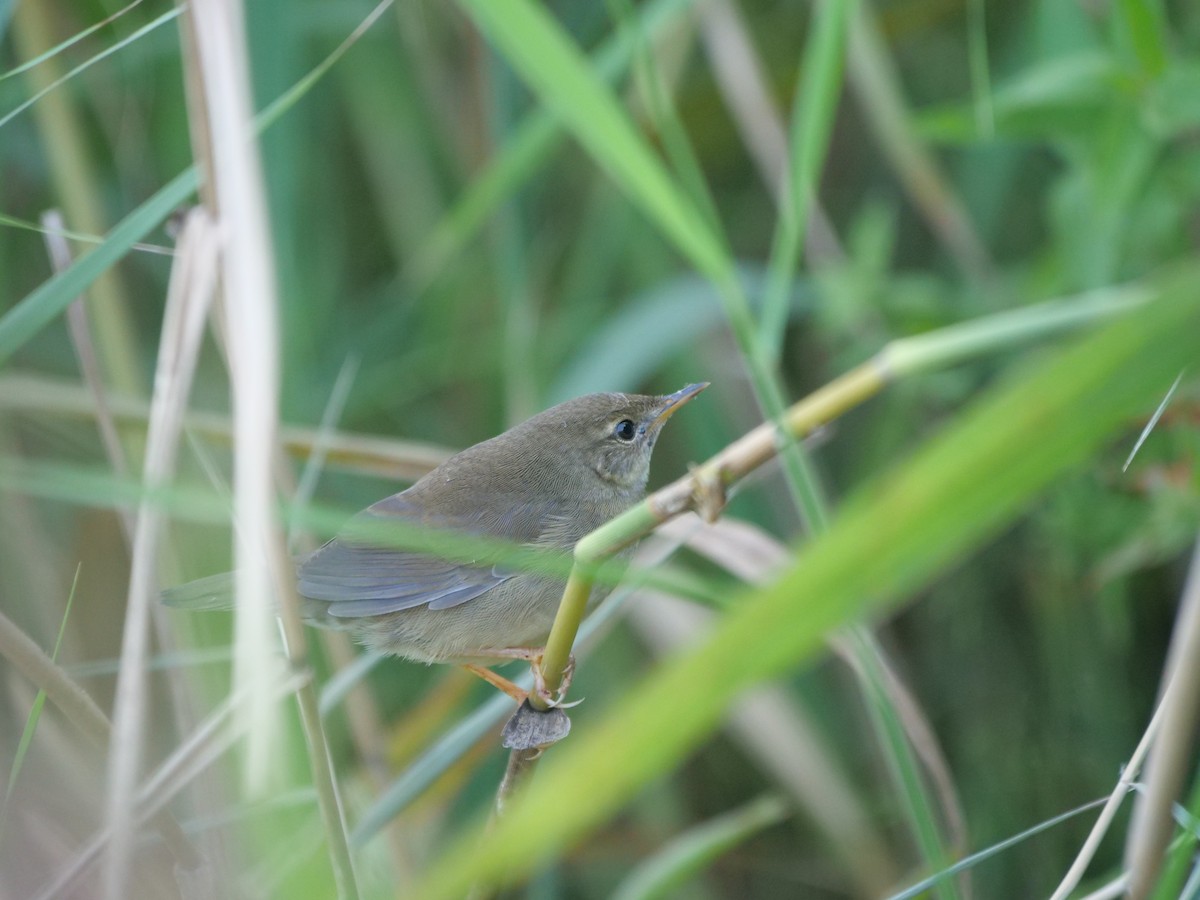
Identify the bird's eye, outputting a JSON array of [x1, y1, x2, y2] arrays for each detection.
[[613, 419, 637, 442]]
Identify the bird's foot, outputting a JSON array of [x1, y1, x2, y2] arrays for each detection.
[[461, 664, 529, 703], [531, 654, 581, 709], [470, 648, 582, 709]]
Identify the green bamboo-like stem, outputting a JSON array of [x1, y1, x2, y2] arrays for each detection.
[[532, 284, 1148, 709], [524, 285, 1154, 803], [522, 281, 1147, 878], [434, 267, 1199, 900], [533, 361, 888, 710]]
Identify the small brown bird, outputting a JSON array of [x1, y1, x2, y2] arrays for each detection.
[[164, 384, 707, 704]]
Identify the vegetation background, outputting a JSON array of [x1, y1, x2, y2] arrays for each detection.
[[1, 0, 1198, 897]]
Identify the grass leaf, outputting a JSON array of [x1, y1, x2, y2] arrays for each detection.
[[0, 563, 81, 845], [412, 270, 1200, 898]]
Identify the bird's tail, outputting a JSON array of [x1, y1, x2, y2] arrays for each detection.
[[161, 572, 236, 611], [162, 572, 345, 633]]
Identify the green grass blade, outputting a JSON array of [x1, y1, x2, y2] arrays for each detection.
[[850, 629, 959, 900], [455, 0, 730, 289], [0, 8, 181, 131], [411, 270, 1200, 898], [0, 0, 396, 369], [611, 0, 722, 237], [1117, 0, 1169, 78], [457, 0, 840, 529], [966, 0, 994, 138], [888, 796, 1111, 900], [0, 563, 82, 845], [411, 0, 695, 291], [0, 170, 198, 367], [1151, 774, 1200, 899], [612, 795, 788, 900], [758, 0, 854, 359], [0, 0, 149, 83]]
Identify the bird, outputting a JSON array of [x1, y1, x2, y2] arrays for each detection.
[[163, 383, 707, 705]]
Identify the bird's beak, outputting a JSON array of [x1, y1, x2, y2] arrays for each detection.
[[650, 382, 709, 430]]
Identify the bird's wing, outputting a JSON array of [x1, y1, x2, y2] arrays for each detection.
[[297, 492, 564, 619]]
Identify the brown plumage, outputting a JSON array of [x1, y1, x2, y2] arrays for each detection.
[[164, 384, 706, 700]]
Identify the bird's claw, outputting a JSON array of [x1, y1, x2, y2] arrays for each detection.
[[531, 653, 579, 709]]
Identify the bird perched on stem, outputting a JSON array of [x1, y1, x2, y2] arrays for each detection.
[[164, 383, 707, 705]]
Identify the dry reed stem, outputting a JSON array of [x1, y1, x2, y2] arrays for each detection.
[[1048, 678, 1171, 900], [0, 609, 199, 870], [0, 371, 453, 481], [41, 210, 133, 519], [1123, 535, 1200, 896], [35, 211, 212, 888], [101, 210, 217, 898], [46, 216, 222, 887], [186, 0, 286, 797], [37, 669, 309, 900], [185, 0, 359, 893]]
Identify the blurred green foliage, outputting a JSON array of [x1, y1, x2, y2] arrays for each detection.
[[1, 0, 1199, 897]]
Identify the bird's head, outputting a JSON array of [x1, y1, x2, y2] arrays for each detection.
[[518, 383, 709, 493]]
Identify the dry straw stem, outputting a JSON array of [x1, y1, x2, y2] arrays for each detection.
[[0, 610, 199, 870], [41, 211, 133, 502], [1123, 535, 1200, 896], [185, 0, 359, 894], [44, 213, 211, 772], [100, 211, 217, 899], [535, 281, 1146, 710], [1048, 674, 1171, 900], [36, 669, 310, 900], [185, 0, 286, 798], [0, 371, 453, 482]]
